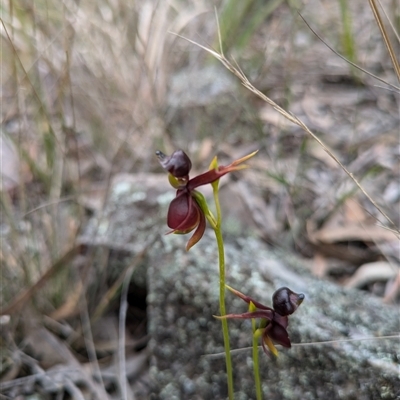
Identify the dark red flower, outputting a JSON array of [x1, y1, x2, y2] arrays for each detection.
[[156, 149, 257, 250], [156, 149, 192, 180], [166, 188, 206, 250], [217, 286, 304, 356]]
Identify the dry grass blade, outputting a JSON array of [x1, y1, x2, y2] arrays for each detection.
[[0, 245, 83, 315], [297, 13, 400, 93], [369, 0, 400, 81], [115, 238, 157, 400], [79, 294, 108, 399], [0, 18, 60, 148], [169, 32, 400, 237], [118, 264, 135, 400], [204, 335, 400, 358], [64, 379, 86, 400], [377, 0, 400, 43]]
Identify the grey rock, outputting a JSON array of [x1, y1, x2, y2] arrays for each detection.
[[147, 233, 399, 400], [168, 65, 235, 108], [82, 174, 399, 399]]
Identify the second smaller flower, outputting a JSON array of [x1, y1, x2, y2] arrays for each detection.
[[216, 285, 304, 356]]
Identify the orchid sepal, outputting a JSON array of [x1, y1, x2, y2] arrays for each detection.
[[249, 301, 257, 313], [185, 208, 206, 251], [187, 150, 258, 192], [231, 150, 259, 166], [225, 285, 274, 311], [209, 156, 220, 192], [213, 310, 274, 320]]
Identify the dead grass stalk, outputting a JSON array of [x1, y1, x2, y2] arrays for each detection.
[[169, 28, 400, 237], [369, 0, 400, 81]]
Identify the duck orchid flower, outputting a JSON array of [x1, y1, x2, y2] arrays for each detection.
[[156, 149, 257, 250], [216, 286, 304, 357]]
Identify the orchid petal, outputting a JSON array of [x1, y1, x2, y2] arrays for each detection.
[[208, 156, 220, 191], [214, 310, 274, 320], [187, 166, 245, 190], [208, 155, 218, 170], [187, 168, 228, 191], [225, 285, 274, 311], [263, 333, 279, 357], [187, 151, 258, 191], [230, 150, 258, 166], [273, 313, 289, 330], [249, 301, 257, 313], [253, 327, 265, 339], [186, 204, 206, 251], [268, 319, 291, 348]]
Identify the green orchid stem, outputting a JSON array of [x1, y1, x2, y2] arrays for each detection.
[[252, 319, 263, 400], [214, 226, 234, 400], [212, 184, 234, 400]]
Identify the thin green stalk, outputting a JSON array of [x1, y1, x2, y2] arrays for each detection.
[[213, 188, 234, 400], [338, 0, 356, 63], [338, 0, 359, 80], [251, 316, 262, 400]]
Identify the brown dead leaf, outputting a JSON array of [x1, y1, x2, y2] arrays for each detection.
[[345, 261, 398, 289], [308, 194, 397, 264], [343, 198, 368, 224], [312, 197, 369, 233], [259, 107, 293, 129], [309, 224, 396, 244], [311, 241, 376, 264], [312, 252, 329, 278], [383, 271, 400, 303]]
